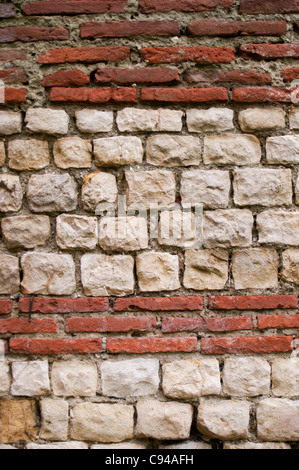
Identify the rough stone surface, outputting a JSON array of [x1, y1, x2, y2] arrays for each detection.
[[21, 253, 76, 295], [238, 108, 286, 132], [203, 134, 261, 165], [0, 175, 23, 212], [91, 442, 147, 449], [272, 358, 299, 397], [25, 108, 69, 135], [40, 399, 69, 441], [257, 211, 299, 246], [203, 210, 253, 248], [162, 359, 221, 399], [53, 136, 92, 169], [266, 136, 299, 164], [222, 358, 271, 397], [187, 108, 234, 132], [27, 174, 77, 213], [0, 111, 22, 135], [158, 210, 197, 248], [136, 252, 180, 292], [282, 249, 299, 285], [0, 399, 38, 443], [11, 361, 50, 396], [290, 109, 299, 129], [94, 136, 143, 166], [75, 109, 113, 133], [146, 135, 201, 167], [184, 249, 228, 290], [81, 172, 118, 212], [70, 403, 134, 442], [99, 216, 148, 251], [160, 441, 212, 449], [117, 108, 183, 132], [56, 214, 98, 250], [0, 362, 10, 395], [0, 254, 19, 294], [136, 400, 193, 441], [257, 399, 299, 441], [27, 442, 88, 450], [125, 170, 176, 209], [8, 139, 50, 170], [1, 215, 51, 249], [0, 141, 5, 166], [232, 248, 279, 290], [181, 170, 230, 209], [233, 169, 292, 207], [197, 400, 250, 441], [224, 442, 291, 449], [81, 253, 135, 296], [101, 359, 160, 398], [51, 360, 98, 397]]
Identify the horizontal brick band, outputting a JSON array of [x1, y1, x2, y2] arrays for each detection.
[[209, 295, 298, 310], [38, 47, 130, 64], [81, 21, 180, 38], [258, 315, 299, 330], [23, 1, 127, 15], [0, 67, 27, 84], [107, 337, 198, 353], [141, 87, 228, 102], [3, 87, 27, 103], [139, 0, 232, 13], [50, 87, 138, 103], [201, 336, 293, 354], [42, 70, 90, 87], [232, 87, 296, 103], [240, 44, 299, 60], [0, 26, 69, 43], [185, 69, 271, 84], [114, 296, 204, 311], [19, 297, 109, 314], [0, 48, 27, 61], [0, 300, 12, 315], [9, 338, 103, 354], [94, 68, 180, 84], [187, 20, 286, 37], [141, 46, 236, 64], [0, 318, 58, 334], [65, 316, 156, 333], [239, 0, 299, 14], [162, 316, 253, 333]]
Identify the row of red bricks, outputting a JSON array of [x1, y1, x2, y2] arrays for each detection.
[[2, 0, 299, 16]]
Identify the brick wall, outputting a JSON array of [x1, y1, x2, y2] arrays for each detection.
[[0, 0, 299, 450]]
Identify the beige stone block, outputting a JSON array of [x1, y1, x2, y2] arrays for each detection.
[[187, 108, 234, 132], [257, 211, 299, 246], [184, 249, 228, 290], [40, 399, 69, 441], [197, 400, 250, 441], [162, 359, 221, 399], [181, 170, 230, 209], [0, 399, 38, 443], [0, 174, 23, 212], [266, 135, 299, 164], [11, 361, 50, 397], [137, 252, 180, 292], [70, 403, 134, 443], [0, 255, 19, 295], [75, 109, 113, 133], [232, 248, 278, 290], [27, 442, 88, 449], [160, 441, 212, 449], [290, 109, 299, 129], [239, 108, 286, 132], [81, 253, 134, 296], [91, 443, 147, 449], [282, 249, 299, 285], [117, 108, 183, 132], [25, 108, 69, 135], [27, 174, 77, 213], [125, 170, 176, 209], [223, 358, 271, 397], [272, 358, 299, 397], [54, 136, 92, 169], [0, 111, 22, 136], [257, 399, 299, 441], [56, 214, 98, 251], [224, 442, 291, 449], [21, 253, 76, 295], [8, 139, 50, 171], [158, 210, 198, 249], [136, 400, 193, 441], [146, 135, 201, 167], [203, 134, 261, 165], [0, 362, 10, 395], [94, 136, 143, 167], [296, 174, 299, 205], [203, 210, 253, 249], [0, 141, 5, 166], [81, 172, 117, 212], [51, 360, 98, 397], [99, 216, 148, 252], [2, 215, 51, 249]]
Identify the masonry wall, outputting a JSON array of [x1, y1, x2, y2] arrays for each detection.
[[0, 0, 299, 450]]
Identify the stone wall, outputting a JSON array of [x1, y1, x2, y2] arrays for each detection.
[[0, 0, 298, 450]]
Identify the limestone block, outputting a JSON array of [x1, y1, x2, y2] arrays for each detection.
[[94, 136, 143, 166], [257, 399, 299, 441], [0, 399, 38, 443], [125, 170, 176, 209], [56, 214, 98, 250], [11, 361, 50, 396], [51, 360, 98, 397], [203, 134, 261, 165], [27, 174, 77, 213], [223, 358, 271, 397], [183, 249, 229, 290], [25, 108, 69, 135], [146, 135, 201, 167], [203, 210, 253, 248], [181, 170, 230, 209], [266, 135, 299, 164], [117, 108, 183, 132], [0, 111, 22, 135], [136, 252, 180, 292], [75, 109, 113, 133], [239, 108, 286, 132], [2, 215, 51, 249], [8, 139, 50, 171], [0, 175, 23, 212], [81, 172, 117, 212], [232, 248, 278, 290], [54, 136, 92, 169], [99, 216, 148, 251], [187, 108, 234, 132], [40, 399, 69, 441], [0, 255, 19, 294]]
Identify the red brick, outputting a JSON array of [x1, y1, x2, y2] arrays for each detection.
[[210, 295, 298, 310], [239, 0, 299, 14], [0, 3, 16, 18], [240, 44, 299, 60], [9, 338, 103, 355], [0, 300, 12, 315], [81, 21, 180, 38], [114, 296, 204, 312], [65, 316, 156, 333], [258, 315, 299, 330], [185, 69, 271, 85], [38, 47, 130, 64], [0, 48, 27, 62], [0, 67, 27, 84], [282, 68, 299, 82], [141, 47, 236, 64], [95, 67, 179, 84], [0, 27, 69, 43], [19, 297, 109, 314], [4, 88, 27, 103], [50, 87, 138, 103], [0, 318, 58, 334], [162, 316, 253, 333], [232, 86, 296, 103], [139, 0, 232, 13], [188, 20, 286, 37], [107, 337, 197, 354], [141, 87, 228, 103], [201, 336, 293, 355], [42, 70, 90, 87], [23, 0, 127, 15]]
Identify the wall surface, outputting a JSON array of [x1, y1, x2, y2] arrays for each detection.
[[0, 0, 299, 450]]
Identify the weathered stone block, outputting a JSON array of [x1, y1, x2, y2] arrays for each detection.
[[40, 399, 69, 441], [181, 170, 230, 208], [27, 174, 77, 213], [272, 358, 299, 397], [146, 135, 201, 167], [0, 141, 5, 166], [290, 109, 299, 129], [257, 211, 299, 246], [8, 139, 50, 171], [117, 108, 183, 132], [232, 248, 278, 290], [136, 252, 180, 292], [184, 249, 228, 290], [51, 360, 98, 397], [0, 399, 38, 443], [25, 108, 69, 135], [187, 108, 234, 132], [282, 249, 299, 285], [257, 399, 299, 441], [203, 210, 253, 248], [81, 172, 117, 212], [238, 108, 286, 132], [0, 362, 10, 395], [2, 215, 51, 249], [99, 216, 148, 251], [223, 358, 271, 397], [11, 361, 50, 396], [56, 214, 98, 251], [158, 210, 197, 248], [0, 175, 23, 212], [94, 136, 143, 166], [203, 134, 261, 165], [54, 136, 92, 169], [125, 170, 176, 209], [0, 254, 19, 294], [266, 136, 299, 164], [0, 111, 22, 135], [75, 109, 113, 133]]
